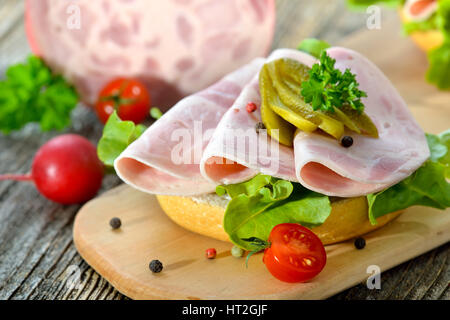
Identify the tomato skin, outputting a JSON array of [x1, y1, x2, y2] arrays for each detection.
[[95, 78, 151, 124], [263, 223, 326, 283]]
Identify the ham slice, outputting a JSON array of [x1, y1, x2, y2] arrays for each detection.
[[294, 47, 429, 197], [115, 47, 429, 198], [114, 58, 264, 195], [200, 49, 316, 185], [25, 0, 275, 108]]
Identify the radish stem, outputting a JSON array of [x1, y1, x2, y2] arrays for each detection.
[[0, 174, 33, 182]]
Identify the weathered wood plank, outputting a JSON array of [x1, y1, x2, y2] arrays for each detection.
[[0, 0, 448, 300]]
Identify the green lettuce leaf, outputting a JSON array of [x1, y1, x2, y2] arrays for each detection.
[[97, 111, 146, 167], [403, 13, 439, 35], [427, 40, 450, 89], [425, 0, 450, 89], [220, 175, 331, 250], [346, 0, 402, 10], [367, 130, 450, 224], [297, 38, 331, 58], [216, 174, 277, 197]]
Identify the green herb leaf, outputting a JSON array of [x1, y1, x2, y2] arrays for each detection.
[[367, 130, 450, 224], [301, 51, 367, 113], [97, 111, 146, 167], [0, 56, 78, 134], [150, 107, 163, 120], [346, 0, 401, 10], [423, 0, 450, 89], [216, 174, 275, 198], [427, 40, 450, 90], [428, 129, 450, 178], [297, 38, 331, 58], [403, 13, 439, 35], [222, 175, 331, 250]]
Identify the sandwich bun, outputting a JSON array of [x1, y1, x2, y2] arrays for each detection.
[[156, 194, 402, 246], [399, 9, 444, 52]]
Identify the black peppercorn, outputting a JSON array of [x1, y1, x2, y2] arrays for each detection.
[[341, 136, 353, 148], [354, 237, 366, 249], [149, 259, 163, 273], [109, 217, 121, 229], [255, 122, 266, 133]]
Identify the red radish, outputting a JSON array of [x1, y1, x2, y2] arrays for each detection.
[[0, 134, 104, 204]]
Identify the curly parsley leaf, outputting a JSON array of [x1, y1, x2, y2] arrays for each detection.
[[300, 51, 367, 113], [0, 56, 78, 134], [97, 111, 147, 167]]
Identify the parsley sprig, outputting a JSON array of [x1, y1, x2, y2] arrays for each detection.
[[0, 56, 78, 134], [301, 51, 367, 113]]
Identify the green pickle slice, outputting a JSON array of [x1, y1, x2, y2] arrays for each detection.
[[259, 67, 296, 147], [259, 58, 378, 146]]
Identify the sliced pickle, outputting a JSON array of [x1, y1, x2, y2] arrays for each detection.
[[267, 61, 345, 139], [260, 58, 378, 141], [270, 99, 318, 133], [339, 105, 379, 138], [259, 67, 295, 147]]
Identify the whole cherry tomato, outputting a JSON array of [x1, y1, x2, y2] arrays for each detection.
[[95, 78, 151, 124], [263, 223, 327, 283]]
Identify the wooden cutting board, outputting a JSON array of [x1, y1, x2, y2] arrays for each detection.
[[73, 20, 450, 300]]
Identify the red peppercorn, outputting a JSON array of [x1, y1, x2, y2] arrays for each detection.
[[246, 102, 257, 113], [206, 248, 217, 259]]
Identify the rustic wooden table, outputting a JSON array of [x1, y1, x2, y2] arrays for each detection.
[[0, 0, 448, 300]]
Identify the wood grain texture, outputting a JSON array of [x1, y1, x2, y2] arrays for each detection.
[[0, 0, 448, 300]]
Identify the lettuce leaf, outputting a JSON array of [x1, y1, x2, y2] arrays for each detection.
[[346, 0, 402, 10], [367, 130, 450, 224], [216, 174, 278, 198], [297, 38, 330, 58], [427, 40, 450, 89], [220, 175, 331, 250], [425, 0, 450, 89], [434, 130, 450, 178], [97, 111, 146, 167], [403, 13, 439, 34]]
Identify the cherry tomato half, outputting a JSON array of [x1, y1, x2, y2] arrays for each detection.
[[95, 78, 151, 124], [263, 223, 326, 283]]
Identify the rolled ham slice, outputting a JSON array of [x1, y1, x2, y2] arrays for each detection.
[[114, 58, 264, 195], [199, 48, 429, 196], [115, 47, 430, 198], [293, 47, 429, 197], [200, 49, 316, 185]]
